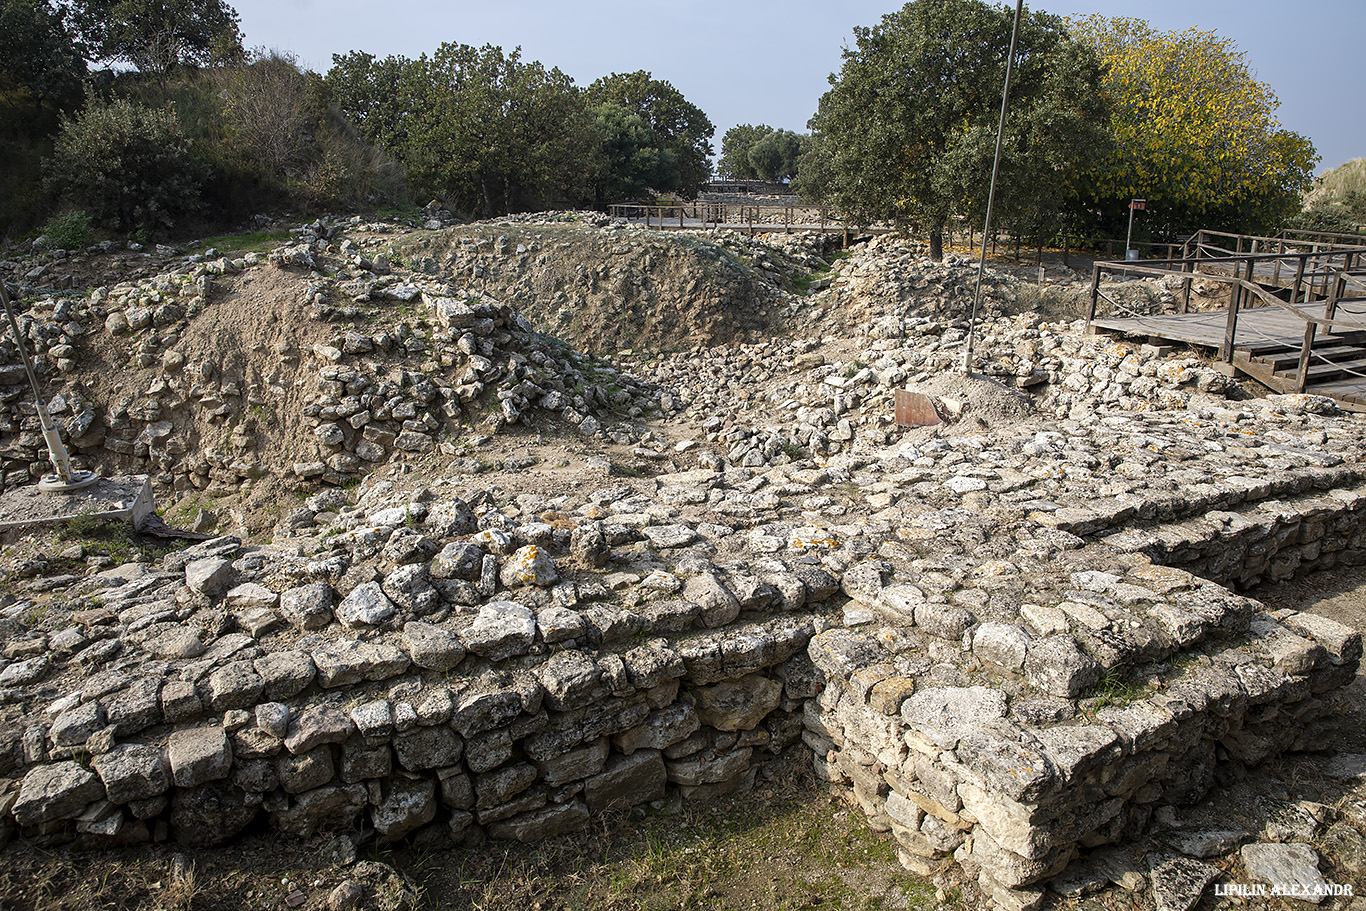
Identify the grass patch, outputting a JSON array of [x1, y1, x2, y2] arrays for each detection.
[[193, 228, 294, 254], [411, 763, 943, 911], [57, 516, 177, 564], [1082, 666, 1139, 713]]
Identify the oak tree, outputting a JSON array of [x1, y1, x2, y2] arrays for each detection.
[[809, 0, 1108, 260], [71, 0, 244, 75], [584, 71, 713, 196], [718, 123, 773, 179]]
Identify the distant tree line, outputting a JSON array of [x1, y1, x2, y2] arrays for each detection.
[[324, 51, 713, 217], [0, 0, 1332, 255]]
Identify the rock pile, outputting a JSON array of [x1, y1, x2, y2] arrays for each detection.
[[0, 224, 657, 498], [2, 213, 1366, 910]]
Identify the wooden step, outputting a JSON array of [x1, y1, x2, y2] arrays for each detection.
[[1287, 356, 1366, 384], [1253, 343, 1366, 372]]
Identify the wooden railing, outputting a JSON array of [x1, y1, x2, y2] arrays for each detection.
[[1087, 235, 1366, 392]]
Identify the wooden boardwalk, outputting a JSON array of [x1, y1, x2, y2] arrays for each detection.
[[1088, 233, 1366, 408], [1093, 303, 1366, 408]]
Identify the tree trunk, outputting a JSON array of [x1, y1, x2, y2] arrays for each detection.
[[929, 229, 944, 262]]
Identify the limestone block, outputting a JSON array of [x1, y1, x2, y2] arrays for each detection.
[[586, 750, 667, 812], [169, 726, 232, 788]]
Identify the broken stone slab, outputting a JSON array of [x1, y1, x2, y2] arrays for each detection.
[[693, 674, 782, 732], [585, 750, 667, 812], [12, 760, 105, 825], [461, 601, 537, 661], [94, 743, 171, 803], [401, 620, 466, 670], [311, 639, 410, 687], [901, 686, 1007, 750], [1148, 854, 1221, 911], [1240, 843, 1332, 904], [334, 581, 398, 628], [487, 799, 590, 842]]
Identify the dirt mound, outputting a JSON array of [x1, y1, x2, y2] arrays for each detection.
[[387, 221, 831, 354], [0, 229, 663, 532]]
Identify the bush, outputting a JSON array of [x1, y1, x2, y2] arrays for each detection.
[[40, 209, 91, 249], [47, 98, 204, 232]]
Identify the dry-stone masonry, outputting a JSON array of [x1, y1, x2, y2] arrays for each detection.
[[3, 216, 1366, 911]]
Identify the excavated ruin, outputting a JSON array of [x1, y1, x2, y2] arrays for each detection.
[[0, 215, 1363, 910]]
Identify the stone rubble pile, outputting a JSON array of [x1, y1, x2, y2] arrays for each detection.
[[0, 367, 1364, 911], [3, 215, 1366, 909], [0, 225, 657, 496]]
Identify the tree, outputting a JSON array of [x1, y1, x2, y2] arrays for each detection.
[[747, 129, 806, 182], [718, 123, 773, 179], [1070, 16, 1317, 238], [587, 102, 681, 204], [329, 44, 594, 216], [584, 71, 713, 196], [809, 0, 1109, 260], [324, 50, 413, 153], [0, 0, 85, 115], [70, 0, 244, 75]]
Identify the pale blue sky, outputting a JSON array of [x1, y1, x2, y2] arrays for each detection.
[[230, 0, 1364, 173]]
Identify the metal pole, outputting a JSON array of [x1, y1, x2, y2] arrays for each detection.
[[962, 0, 1023, 375], [0, 279, 96, 490]]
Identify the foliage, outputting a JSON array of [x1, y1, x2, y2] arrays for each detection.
[[69, 0, 244, 75], [718, 123, 773, 179], [0, 0, 86, 236], [47, 97, 204, 231], [329, 44, 593, 216], [1070, 16, 1317, 238], [214, 50, 405, 210], [1312, 157, 1366, 201], [584, 71, 714, 196], [0, 0, 86, 114], [1292, 190, 1366, 236], [324, 50, 412, 153], [40, 209, 91, 248], [587, 101, 681, 203], [810, 0, 1109, 260], [746, 128, 806, 182]]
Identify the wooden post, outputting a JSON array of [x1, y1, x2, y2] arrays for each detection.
[[1223, 278, 1242, 364], [1290, 254, 1307, 307], [748, 207, 754, 237], [1086, 263, 1102, 329], [1273, 240, 1284, 285], [785, 206, 791, 235], [1180, 257, 1193, 314], [1062, 235, 1069, 269], [1296, 319, 1317, 393], [679, 207, 684, 230], [969, 227, 975, 252], [1325, 252, 1344, 331], [1106, 239, 1114, 258]]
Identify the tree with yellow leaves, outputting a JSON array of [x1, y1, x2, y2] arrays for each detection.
[[1069, 16, 1317, 239]]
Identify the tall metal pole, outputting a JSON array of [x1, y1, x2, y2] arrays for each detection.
[[961, 0, 1024, 375]]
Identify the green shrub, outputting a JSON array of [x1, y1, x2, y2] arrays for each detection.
[[47, 98, 204, 232], [40, 209, 91, 249]]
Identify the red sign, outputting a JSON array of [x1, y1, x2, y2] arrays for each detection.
[[1130, 200, 1146, 210]]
